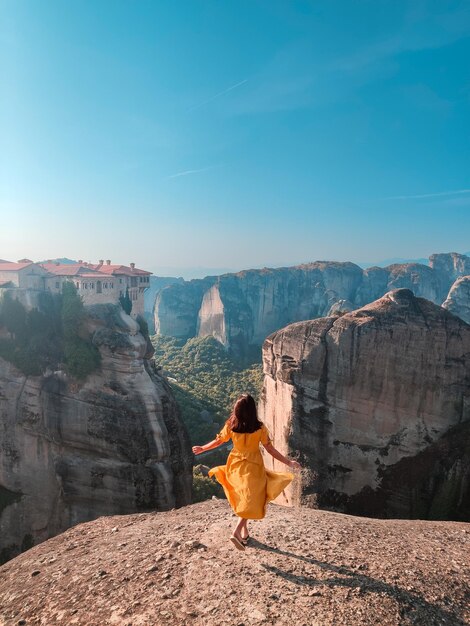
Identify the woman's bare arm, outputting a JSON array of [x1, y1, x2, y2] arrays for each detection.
[[192, 439, 224, 455], [263, 442, 301, 470]]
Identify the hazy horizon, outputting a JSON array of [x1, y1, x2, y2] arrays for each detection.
[[1, 250, 469, 281], [1, 2, 469, 269]]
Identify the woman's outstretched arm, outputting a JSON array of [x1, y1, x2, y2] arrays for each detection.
[[262, 442, 301, 470], [192, 439, 224, 455]]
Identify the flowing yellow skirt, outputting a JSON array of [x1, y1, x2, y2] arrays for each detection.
[[208, 449, 294, 519]]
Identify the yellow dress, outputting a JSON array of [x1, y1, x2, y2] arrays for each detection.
[[208, 422, 294, 519]]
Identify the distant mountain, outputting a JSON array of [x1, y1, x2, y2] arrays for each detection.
[[149, 266, 237, 280], [356, 257, 430, 269], [154, 252, 470, 359], [357, 251, 470, 269]]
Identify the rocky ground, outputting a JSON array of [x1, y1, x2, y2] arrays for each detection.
[[0, 499, 468, 626]]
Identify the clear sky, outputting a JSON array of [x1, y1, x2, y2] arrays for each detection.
[[1, 1, 469, 278]]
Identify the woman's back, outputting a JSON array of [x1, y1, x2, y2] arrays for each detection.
[[218, 422, 270, 453]]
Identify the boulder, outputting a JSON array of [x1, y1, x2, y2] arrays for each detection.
[[259, 289, 470, 519], [443, 275, 470, 324]]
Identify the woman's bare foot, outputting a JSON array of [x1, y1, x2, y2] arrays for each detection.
[[230, 532, 245, 551], [234, 518, 249, 544]]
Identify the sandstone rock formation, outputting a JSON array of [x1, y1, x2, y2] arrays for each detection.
[[443, 275, 470, 324], [155, 278, 214, 339], [0, 499, 468, 626], [430, 252, 470, 291], [154, 252, 470, 358], [0, 304, 192, 564], [144, 276, 185, 326], [259, 289, 470, 520]]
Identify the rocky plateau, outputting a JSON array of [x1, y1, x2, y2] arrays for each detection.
[[0, 499, 468, 626]]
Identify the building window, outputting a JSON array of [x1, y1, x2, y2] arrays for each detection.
[[91, 283, 94, 289], [120, 279, 122, 284], [97, 281, 102, 294], [110, 282, 113, 288], [131, 277, 137, 287], [84, 283, 88, 289], [56, 281, 60, 289]]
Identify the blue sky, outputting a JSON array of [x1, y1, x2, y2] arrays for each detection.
[[1, 1, 469, 278]]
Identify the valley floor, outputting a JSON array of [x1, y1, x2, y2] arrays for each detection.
[[0, 500, 468, 626]]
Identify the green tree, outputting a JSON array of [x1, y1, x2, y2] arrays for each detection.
[[119, 287, 132, 315], [192, 466, 225, 503], [152, 335, 263, 446], [1, 294, 27, 341], [0, 284, 100, 380], [61, 282, 101, 379]]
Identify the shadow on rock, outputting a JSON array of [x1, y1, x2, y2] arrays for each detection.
[[250, 539, 467, 626]]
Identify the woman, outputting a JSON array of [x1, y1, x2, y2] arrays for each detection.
[[192, 393, 301, 550]]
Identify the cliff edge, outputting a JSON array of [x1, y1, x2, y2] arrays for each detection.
[[0, 499, 468, 626]]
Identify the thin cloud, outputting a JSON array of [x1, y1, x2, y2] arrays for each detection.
[[164, 166, 218, 180], [337, 5, 470, 73], [384, 189, 470, 200], [187, 79, 248, 112]]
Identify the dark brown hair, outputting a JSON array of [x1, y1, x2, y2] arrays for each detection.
[[228, 393, 263, 433]]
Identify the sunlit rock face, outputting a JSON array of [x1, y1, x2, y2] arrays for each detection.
[[430, 252, 470, 294], [443, 275, 470, 324], [144, 276, 185, 317], [355, 263, 443, 304], [156, 262, 366, 359], [259, 289, 470, 520], [154, 253, 470, 357], [154, 279, 215, 339], [0, 304, 192, 564]]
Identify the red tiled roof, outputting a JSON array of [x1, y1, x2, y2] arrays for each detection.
[[41, 264, 103, 276], [89, 264, 152, 276], [0, 262, 34, 271], [41, 262, 151, 277], [74, 273, 113, 279]]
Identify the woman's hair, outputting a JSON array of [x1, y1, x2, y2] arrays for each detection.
[[228, 393, 263, 433]]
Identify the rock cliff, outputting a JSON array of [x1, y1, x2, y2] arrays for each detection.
[[259, 289, 470, 519], [143, 276, 185, 331], [430, 252, 470, 292], [154, 252, 470, 358], [443, 275, 470, 324], [154, 278, 215, 339], [0, 499, 468, 626], [0, 304, 192, 564]]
